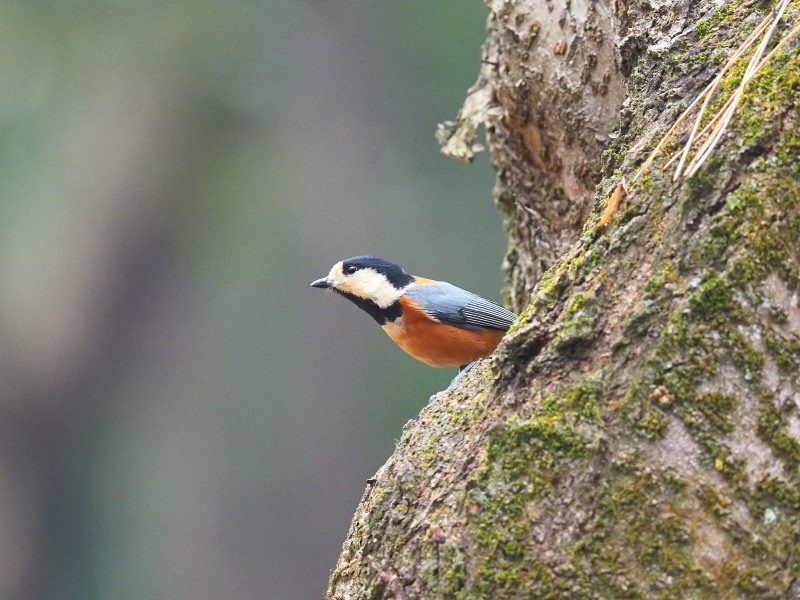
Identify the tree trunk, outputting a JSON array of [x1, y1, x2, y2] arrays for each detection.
[[326, 0, 800, 598]]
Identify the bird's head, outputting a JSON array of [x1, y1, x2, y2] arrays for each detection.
[[310, 256, 414, 308]]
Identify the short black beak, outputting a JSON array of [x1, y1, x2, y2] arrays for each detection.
[[310, 277, 331, 289]]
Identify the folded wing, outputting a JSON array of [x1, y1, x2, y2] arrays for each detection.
[[405, 282, 516, 331]]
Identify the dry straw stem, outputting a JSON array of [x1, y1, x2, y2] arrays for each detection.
[[673, 15, 774, 179], [683, 0, 793, 177], [662, 87, 742, 171], [630, 16, 770, 183], [632, 0, 800, 183]]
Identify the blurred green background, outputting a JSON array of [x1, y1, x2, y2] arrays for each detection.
[[0, 1, 505, 598]]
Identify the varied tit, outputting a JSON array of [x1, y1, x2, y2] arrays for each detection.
[[311, 256, 516, 370]]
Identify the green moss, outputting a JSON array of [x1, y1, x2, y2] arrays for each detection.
[[365, 577, 383, 599], [644, 261, 679, 300], [736, 46, 800, 144], [753, 476, 800, 510], [684, 156, 721, 205], [687, 275, 737, 320], [696, 482, 731, 519], [533, 260, 571, 307], [415, 538, 467, 598], [696, 392, 737, 432], [465, 380, 605, 597], [577, 247, 602, 278], [694, 4, 736, 39], [757, 403, 800, 469], [634, 404, 669, 439], [627, 117, 800, 487], [622, 381, 669, 440], [477, 397, 599, 496], [701, 219, 737, 262], [575, 461, 717, 598], [551, 291, 599, 353], [728, 330, 765, 378], [764, 327, 800, 374], [734, 567, 771, 594]]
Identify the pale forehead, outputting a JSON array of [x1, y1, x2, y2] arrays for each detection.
[[329, 261, 344, 277]]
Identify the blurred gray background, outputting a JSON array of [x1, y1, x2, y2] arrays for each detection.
[[0, 2, 505, 598]]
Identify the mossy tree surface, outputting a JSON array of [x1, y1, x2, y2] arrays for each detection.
[[326, 1, 800, 599]]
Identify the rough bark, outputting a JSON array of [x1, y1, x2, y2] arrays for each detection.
[[326, 0, 800, 598]]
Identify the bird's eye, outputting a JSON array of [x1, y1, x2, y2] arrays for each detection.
[[343, 264, 358, 275]]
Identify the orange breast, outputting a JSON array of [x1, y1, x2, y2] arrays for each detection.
[[381, 297, 507, 367]]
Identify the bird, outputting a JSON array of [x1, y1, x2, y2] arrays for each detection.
[[310, 256, 516, 371]]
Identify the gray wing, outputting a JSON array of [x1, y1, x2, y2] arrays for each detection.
[[405, 282, 516, 331]]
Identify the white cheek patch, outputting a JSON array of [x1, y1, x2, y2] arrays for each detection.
[[331, 266, 404, 308], [356, 270, 405, 308]]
